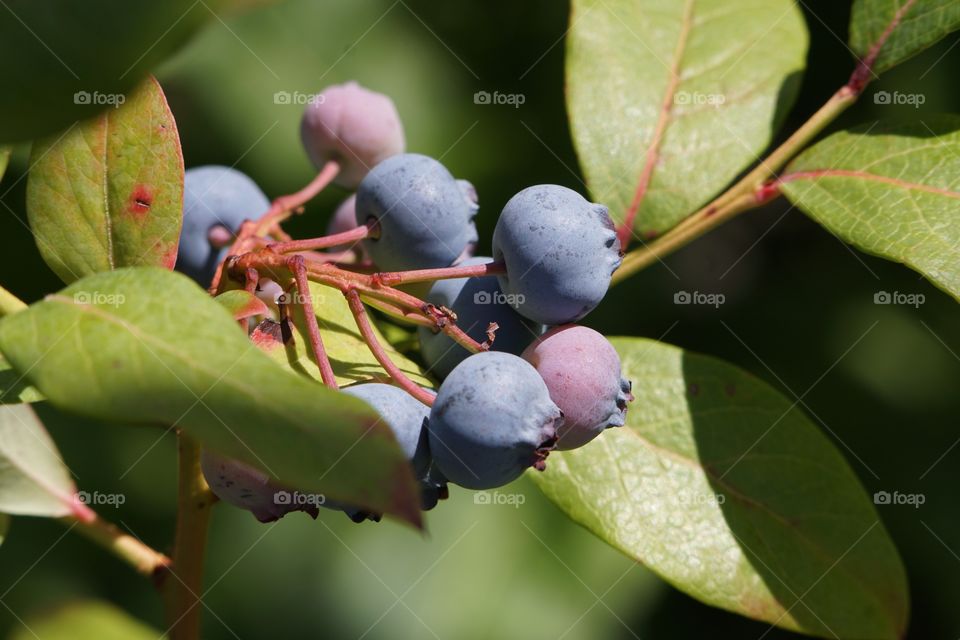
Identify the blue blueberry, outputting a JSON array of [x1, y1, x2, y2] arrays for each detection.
[[492, 185, 621, 325], [356, 154, 479, 271], [340, 383, 446, 519], [176, 166, 270, 286], [300, 82, 405, 188], [417, 256, 542, 379], [428, 352, 562, 489], [200, 451, 323, 523]]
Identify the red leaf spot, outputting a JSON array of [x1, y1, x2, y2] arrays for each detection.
[[128, 185, 153, 216]]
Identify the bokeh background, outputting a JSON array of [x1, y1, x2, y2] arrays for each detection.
[[1, 1, 959, 638]]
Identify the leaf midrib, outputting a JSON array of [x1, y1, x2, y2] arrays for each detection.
[[42, 294, 364, 448], [0, 411, 75, 516], [624, 0, 696, 226], [781, 169, 960, 200]]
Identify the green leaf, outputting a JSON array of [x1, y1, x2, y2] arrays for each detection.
[[0, 0, 224, 143], [531, 337, 907, 639], [0, 404, 78, 518], [26, 76, 183, 285], [0, 268, 422, 525], [9, 600, 163, 640], [214, 289, 270, 321], [0, 354, 43, 404], [0, 146, 10, 182], [256, 282, 433, 388], [780, 116, 960, 301], [567, 0, 807, 236], [849, 0, 960, 74]]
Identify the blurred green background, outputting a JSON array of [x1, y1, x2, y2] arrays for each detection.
[[1, 1, 959, 638]]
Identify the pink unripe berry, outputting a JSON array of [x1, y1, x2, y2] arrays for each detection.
[[201, 451, 322, 523], [300, 82, 405, 188], [522, 325, 633, 450]]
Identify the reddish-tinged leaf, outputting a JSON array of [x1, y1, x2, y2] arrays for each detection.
[[27, 76, 184, 284]]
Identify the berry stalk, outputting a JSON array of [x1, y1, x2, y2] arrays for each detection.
[[373, 260, 505, 286], [226, 251, 488, 354], [358, 294, 437, 328], [258, 159, 342, 235], [289, 256, 339, 389], [267, 220, 376, 254], [344, 289, 435, 406], [209, 160, 341, 293]]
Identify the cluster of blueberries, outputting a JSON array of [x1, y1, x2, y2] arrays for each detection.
[[176, 81, 632, 523]]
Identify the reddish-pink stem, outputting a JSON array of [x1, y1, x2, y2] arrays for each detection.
[[225, 252, 487, 353], [262, 160, 341, 229], [243, 268, 259, 295], [209, 161, 340, 293], [289, 256, 338, 389], [374, 261, 506, 286], [269, 223, 373, 254], [359, 294, 436, 328], [300, 250, 361, 265], [344, 289, 434, 406]]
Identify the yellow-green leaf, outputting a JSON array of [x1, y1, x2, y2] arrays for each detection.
[[780, 116, 960, 301], [567, 0, 807, 236], [9, 600, 163, 640], [0, 146, 10, 183], [214, 289, 270, 321], [0, 404, 77, 517], [850, 0, 960, 74], [531, 337, 907, 639], [257, 282, 432, 388], [0, 354, 43, 404], [26, 76, 183, 284], [0, 268, 422, 525]]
